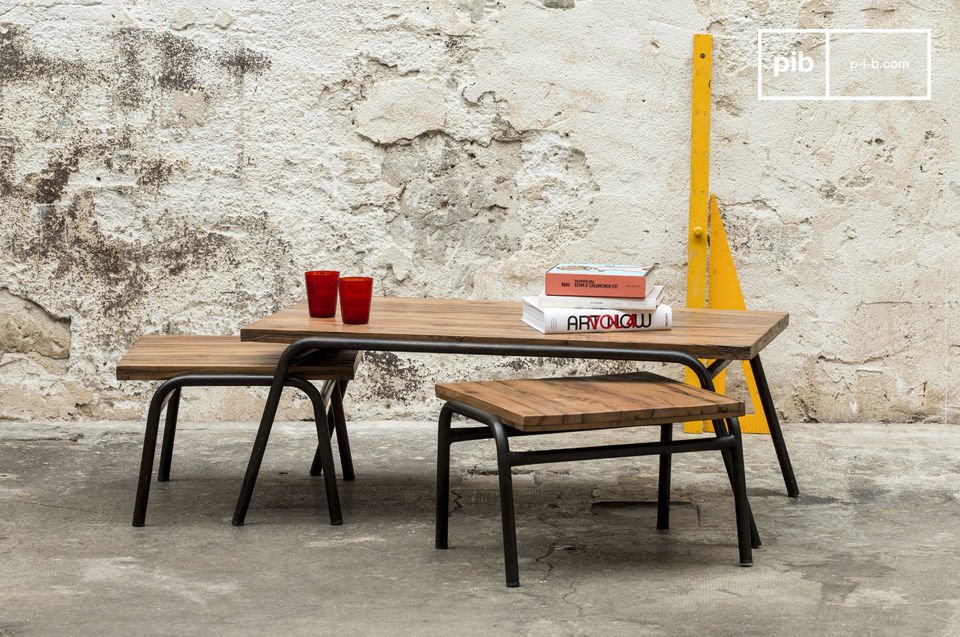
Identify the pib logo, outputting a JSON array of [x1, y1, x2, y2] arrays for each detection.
[[772, 51, 815, 77]]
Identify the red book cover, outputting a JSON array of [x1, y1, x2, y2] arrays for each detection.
[[544, 264, 657, 299]]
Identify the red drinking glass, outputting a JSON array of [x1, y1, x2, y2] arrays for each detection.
[[339, 277, 373, 324], [305, 270, 339, 318]]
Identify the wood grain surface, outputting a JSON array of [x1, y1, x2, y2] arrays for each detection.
[[240, 297, 788, 360], [436, 371, 745, 432], [116, 335, 359, 381]]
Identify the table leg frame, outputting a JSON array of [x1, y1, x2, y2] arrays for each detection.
[[233, 337, 797, 528], [708, 354, 799, 497]]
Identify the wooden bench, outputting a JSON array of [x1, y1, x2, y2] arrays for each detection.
[[435, 372, 759, 587], [117, 335, 359, 527]]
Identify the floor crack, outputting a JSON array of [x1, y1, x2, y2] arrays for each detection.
[[561, 581, 585, 619], [16, 500, 98, 514], [449, 488, 463, 515]]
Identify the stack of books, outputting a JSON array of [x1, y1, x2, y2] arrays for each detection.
[[522, 264, 671, 334]]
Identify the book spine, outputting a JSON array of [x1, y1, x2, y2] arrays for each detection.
[[537, 292, 660, 311], [544, 273, 648, 298], [541, 305, 672, 334]]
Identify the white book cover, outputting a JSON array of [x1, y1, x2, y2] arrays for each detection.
[[538, 285, 665, 311], [521, 297, 672, 334]]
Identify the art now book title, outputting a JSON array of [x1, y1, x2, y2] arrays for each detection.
[[522, 264, 672, 334]]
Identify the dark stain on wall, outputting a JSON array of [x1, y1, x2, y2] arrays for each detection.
[[0, 25, 88, 86], [10, 191, 290, 316], [361, 351, 431, 402], [13, 129, 140, 204], [0, 136, 15, 196], [1, 23, 285, 355], [112, 29, 149, 109], [109, 28, 272, 106], [136, 157, 178, 188], [153, 31, 205, 92], [32, 159, 77, 204], [218, 45, 272, 79]]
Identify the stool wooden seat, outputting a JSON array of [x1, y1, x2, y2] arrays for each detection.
[[118, 335, 359, 528], [436, 372, 745, 432], [435, 372, 758, 587]]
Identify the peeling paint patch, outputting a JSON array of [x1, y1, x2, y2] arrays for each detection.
[[0, 289, 70, 359]]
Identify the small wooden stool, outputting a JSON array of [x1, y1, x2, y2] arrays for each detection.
[[117, 335, 359, 527], [435, 372, 758, 587]]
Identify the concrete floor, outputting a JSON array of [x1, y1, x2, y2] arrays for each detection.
[[2, 419, 960, 636]]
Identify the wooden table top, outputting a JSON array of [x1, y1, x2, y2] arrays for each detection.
[[239, 297, 788, 360]]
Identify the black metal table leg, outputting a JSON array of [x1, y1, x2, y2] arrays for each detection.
[[309, 381, 335, 477], [302, 382, 342, 525], [725, 418, 753, 566], [157, 387, 182, 482], [435, 404, 453, 549], [656, 423, 672, 530], [331, 381, 355, 481], [749, 355, 799, 497], [309, 380, 355, 481], [232, 371, 291, 526]]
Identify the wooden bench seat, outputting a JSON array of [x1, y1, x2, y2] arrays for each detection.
[[118, 335, 358, 528], [435, 371, 755, 587], [117, 335, 359, 380]]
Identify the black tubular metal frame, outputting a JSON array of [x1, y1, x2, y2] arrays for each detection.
[[231, 336, 795, 527], [436, 400, 759, 587], [133, 374, 353, 528]]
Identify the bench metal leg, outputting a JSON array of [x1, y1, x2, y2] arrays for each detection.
[[490, 417, 520, 588], [715, 418, 761, 549], [656, 423, 672, 531], [157, 388, 182, 482], [750, 355, 799, 497], [136, 374, 344, 527], [437, 408, 519, 587], [435, 404, 453, 550], [133, 380, 179, 526], [726, 418, 753, 566]]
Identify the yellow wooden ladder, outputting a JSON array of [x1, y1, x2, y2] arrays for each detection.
[[684, 34, 771, 435]]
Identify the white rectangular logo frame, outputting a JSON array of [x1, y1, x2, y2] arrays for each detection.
[[757, 28, 932, 101]]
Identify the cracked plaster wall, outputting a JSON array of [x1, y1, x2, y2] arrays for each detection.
[[0, 0, 958, 424]]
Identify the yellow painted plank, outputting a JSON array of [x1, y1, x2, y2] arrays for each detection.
[[684, 34, 713, 435], [686, 33, 712, 311]]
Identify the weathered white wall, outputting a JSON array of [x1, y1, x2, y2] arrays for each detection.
[[1, 0, 957, 424]]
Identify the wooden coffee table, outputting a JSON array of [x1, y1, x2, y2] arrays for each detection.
[[232, 297, 794, 525]]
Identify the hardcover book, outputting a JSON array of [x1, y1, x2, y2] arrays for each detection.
[[544, 263, 658, 299], [521, 297, 672, 334], [537, 285, 665, 311]]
